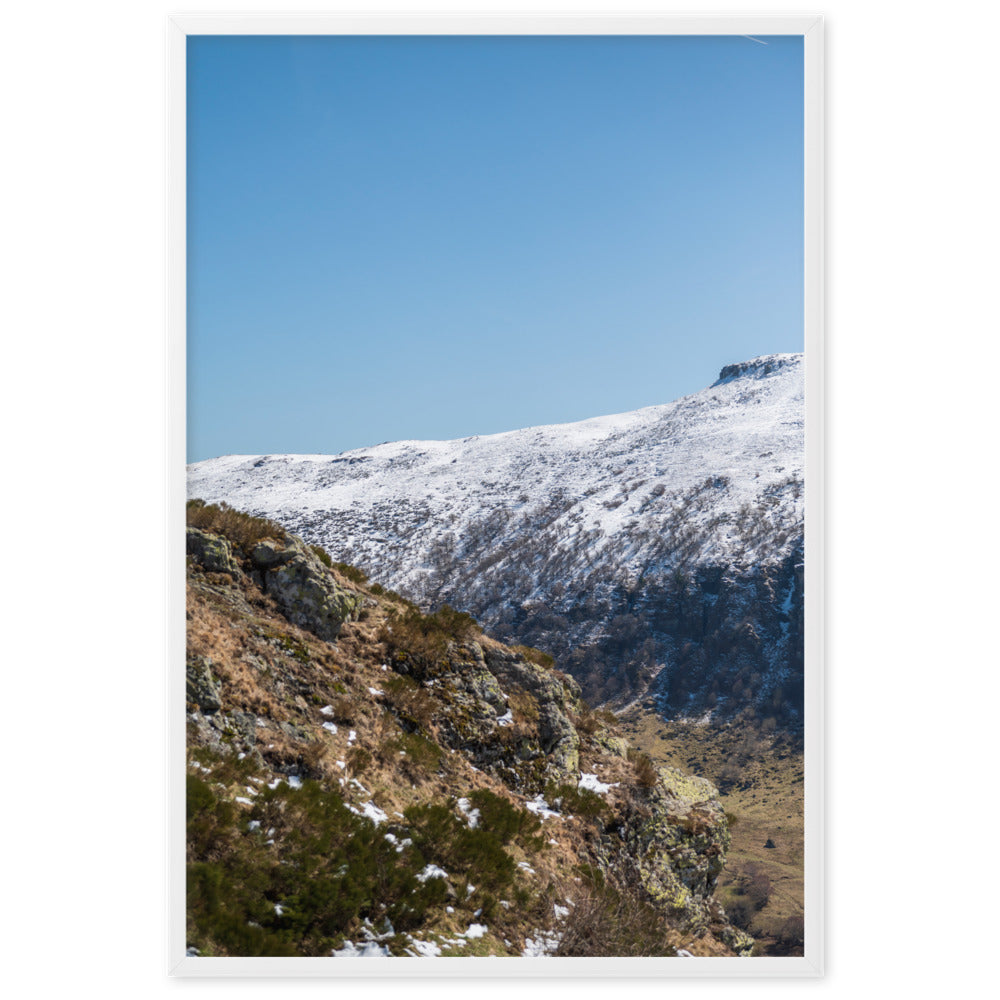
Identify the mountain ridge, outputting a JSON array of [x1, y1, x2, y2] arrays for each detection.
[[189, 353, 804, 720]]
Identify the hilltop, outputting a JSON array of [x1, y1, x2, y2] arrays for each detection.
[[188, 354, 804, 720]]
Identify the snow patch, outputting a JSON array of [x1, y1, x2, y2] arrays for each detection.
[[415, 864, 449, 883], [522, 931, 562, 956], [525, 795, 560, 819], [578, 772, 618, 795], [331, 940, 390, 958], [456, 797, 480, 828]]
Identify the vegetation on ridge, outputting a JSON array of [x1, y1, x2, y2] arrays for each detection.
[[184, 503, 757, 958]]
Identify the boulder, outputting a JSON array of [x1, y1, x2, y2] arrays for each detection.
[[253, 535, 363, 641], [616, 765, 753, 953], [250, 538, 296, 569], [186, 527, 239, 575], [186, 654, 222, 713]]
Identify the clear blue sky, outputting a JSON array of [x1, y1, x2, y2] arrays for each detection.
[[187, 34, 803, 463]]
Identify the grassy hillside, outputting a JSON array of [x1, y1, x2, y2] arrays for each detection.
[[184, 501, 753, 959]]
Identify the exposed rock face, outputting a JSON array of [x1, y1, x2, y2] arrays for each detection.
[[187, 525, 363, 643], [248, 535, 363, 641], [186, 654, 222, 713], [186, 527, 239, 576], [484, 646, 582, 780], [390, 638, 582, 792], [604, 766, 754, 956]]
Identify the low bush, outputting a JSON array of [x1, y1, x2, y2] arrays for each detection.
[[404, 801, 516, 894], [574, 709, 600, 736], [332, 561, 367, 586], [511, 645, 555, 670], [554, 867, 677, 957], [379, 604, 480, 674], [466, 789, 543, 847], [544, 781, 608, 822], [774, 913, 805, 953], [186, 757, 447, 956], [346, 746, 372, 774], [627, 748, 659, 789], [382, 675, 436, 731], [187, 499, 285, 550], [732, 862, 772, 914], [386, 730, 443, 774]]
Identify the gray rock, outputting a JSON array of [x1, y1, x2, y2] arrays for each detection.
[[452, 643, 508, 712], [251, 538, 295, 568], [186, 655, 222, 713], [231, 711, 259, 745], [186, 527, 239, 575], [538, 702, 580, 778], [260, 535, 363, 641], [277, 720, 310, 742]]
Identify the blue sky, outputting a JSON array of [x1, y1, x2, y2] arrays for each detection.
[[187, 34, 803, 463]]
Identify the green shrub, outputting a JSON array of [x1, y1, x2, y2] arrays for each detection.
[[544, 781, 608, 822], [186, 499, 285, 550], [466, 789, 543, 846], [333, 562, 367, 586], [386, 730, 443, 773], [186, 758, 446, 956], [404, 800, 517, 894], [379, 604, 480, 674]]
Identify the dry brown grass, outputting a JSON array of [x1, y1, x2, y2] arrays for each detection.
[[186, 533, 756, 957], [187, 499, 286, 549]]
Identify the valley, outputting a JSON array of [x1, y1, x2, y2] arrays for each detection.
[[619, 709, 804, 955]]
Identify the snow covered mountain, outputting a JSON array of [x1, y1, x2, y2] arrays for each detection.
[[188, 353, 805, 722]]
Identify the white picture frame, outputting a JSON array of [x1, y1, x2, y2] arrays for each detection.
[[168, 13, 824, 979]]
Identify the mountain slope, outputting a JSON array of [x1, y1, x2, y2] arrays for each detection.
[[184, 503, 753, 957], [188, 353, 805, 721]]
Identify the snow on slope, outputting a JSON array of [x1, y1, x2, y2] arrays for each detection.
[[188, 353, 804, 591], [189, 354, 804, 713]]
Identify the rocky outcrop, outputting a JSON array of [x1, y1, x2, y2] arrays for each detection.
[[399, 639, 582, 792], [186, 654, 222, 713], [608, 766, 754, 956], [186, 527, 239, 575], [248, 535, 363, 641], [187, 525, 363, 642]]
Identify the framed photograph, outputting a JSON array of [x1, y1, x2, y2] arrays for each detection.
[[169, 14, 823, 978]]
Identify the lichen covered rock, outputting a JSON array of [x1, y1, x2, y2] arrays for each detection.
[[617, 765, 751, 951], [186, 654, 222, 713], [250, 535, 363, 641], [186, 527, 239, 575], [418, 642, 582, 791]]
